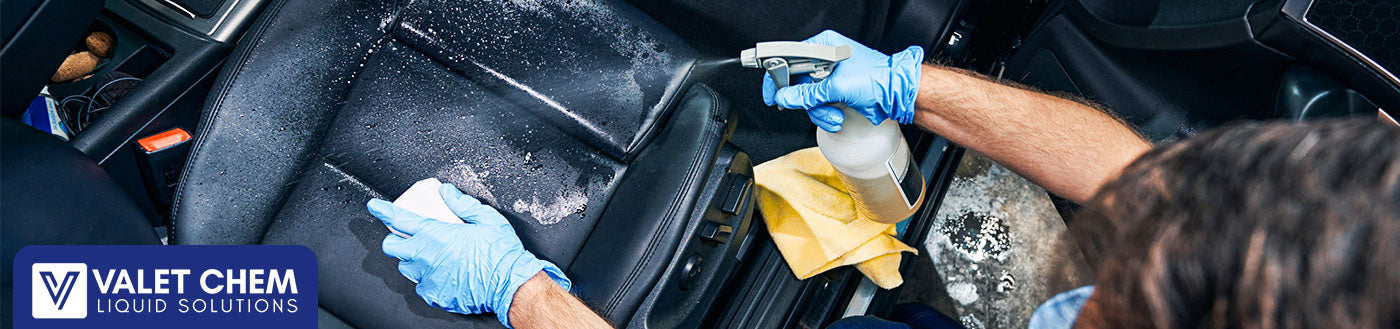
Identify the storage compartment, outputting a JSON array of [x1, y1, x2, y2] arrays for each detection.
[[22, 0, 247, 226], [45, 16, 171, 135]]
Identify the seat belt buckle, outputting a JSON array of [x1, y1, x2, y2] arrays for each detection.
[[134, 128, 193, 218], [137, 128, 192, 153]]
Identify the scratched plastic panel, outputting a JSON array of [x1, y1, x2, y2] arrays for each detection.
[[391, 0, 696, 159], [319, 40, 627, 267]]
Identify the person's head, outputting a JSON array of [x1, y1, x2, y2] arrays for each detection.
[[1071, 119, 1400, 329]]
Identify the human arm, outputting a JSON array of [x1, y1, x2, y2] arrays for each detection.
[[910, 65, 1150, 203], [766, 31, 1150, 203], [366, 184, 610, 328], [509, 271, 613, 329]]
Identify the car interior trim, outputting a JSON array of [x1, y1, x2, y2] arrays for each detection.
[[158, 0, 197, 18], [1282, 0, 1400, 88], [127, 0, 267, 42], [1064, 0, 1281, 51], [840, 278, 879, 318]]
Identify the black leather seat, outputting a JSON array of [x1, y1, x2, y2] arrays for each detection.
[[171, 0, 732, 327]]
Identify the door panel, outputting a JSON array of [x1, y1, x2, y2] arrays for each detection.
[[1004, 0, 1398, 142]]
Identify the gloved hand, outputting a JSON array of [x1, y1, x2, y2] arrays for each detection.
[[762, 30, 924, 132], [367, 184, 570, 328]]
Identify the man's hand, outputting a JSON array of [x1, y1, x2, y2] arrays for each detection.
[[758, 30, 1150, 203], [366, 184, 574, 327], [762, 30, 924, 132]]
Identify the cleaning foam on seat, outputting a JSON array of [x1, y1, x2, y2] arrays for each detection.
[[388, 178, 464, 237]]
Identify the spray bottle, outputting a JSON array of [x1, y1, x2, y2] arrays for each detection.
[[740, 42, 926, 224]]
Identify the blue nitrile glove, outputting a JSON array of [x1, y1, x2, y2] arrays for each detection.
[[367, 183, 570, 328], [762, 30, 924, 132]]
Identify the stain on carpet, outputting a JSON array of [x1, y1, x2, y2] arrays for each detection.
[[898, 152, 1093, 329]]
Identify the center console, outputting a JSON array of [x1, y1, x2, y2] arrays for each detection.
[[54, 0, 268, 225]]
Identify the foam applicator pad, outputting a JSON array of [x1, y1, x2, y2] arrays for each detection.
[[388, 178, 465, 237], [86, 31, 114, 57], [51, 51, 98, 82]]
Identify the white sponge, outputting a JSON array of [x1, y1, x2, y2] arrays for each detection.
[[388, 178, 464, 237]]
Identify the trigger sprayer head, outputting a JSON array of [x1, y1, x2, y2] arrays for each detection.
[[739, 41, 850, 89]]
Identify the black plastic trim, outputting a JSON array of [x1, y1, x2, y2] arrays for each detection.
[[1065, 0, 1283, 50], [1259, 4, 1400, 114], [69, 0, 235, 163], [629, 143, 757, 329], [0, 0, 106, 118]]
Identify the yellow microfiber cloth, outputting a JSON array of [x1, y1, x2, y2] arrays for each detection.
[[754, 147, 917, 289]]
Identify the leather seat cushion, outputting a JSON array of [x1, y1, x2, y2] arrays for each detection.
[[174, 0, 694, 250], [173, 0, 708, 327], [255, 84, 728, 328]]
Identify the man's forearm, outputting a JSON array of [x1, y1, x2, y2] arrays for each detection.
[[912, 65, 1151, 203], [509, 272, 612, 329]]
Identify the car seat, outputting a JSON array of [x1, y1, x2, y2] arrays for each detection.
[[170, 0, 748, 327]]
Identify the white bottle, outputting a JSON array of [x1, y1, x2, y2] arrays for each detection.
[[816, 106, 926, 224]]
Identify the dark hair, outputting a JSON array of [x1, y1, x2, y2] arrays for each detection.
[[1072, 119, 1400, 329]]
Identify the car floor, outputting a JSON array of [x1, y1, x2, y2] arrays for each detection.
[[898, 151, 1093, 329]]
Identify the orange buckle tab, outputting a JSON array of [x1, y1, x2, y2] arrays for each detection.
[[137, 128, 192, 153]]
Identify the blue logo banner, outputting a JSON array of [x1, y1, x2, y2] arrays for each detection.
[[13, 245, 317, 328]]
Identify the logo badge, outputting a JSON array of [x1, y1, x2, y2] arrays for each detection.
[[31, 263, 88, 319]]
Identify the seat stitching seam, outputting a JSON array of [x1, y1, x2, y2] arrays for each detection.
[[625, 59, 697, 161], [169, 0, 290, 244], [605, 125, 707, 313], [605, 88, 721, 315], [251, 34, 394, 245], [254, 156, 388, 245], [178, 0, 399, 244], [388, 28, 671, 162], [317, 157, 389, 199]]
